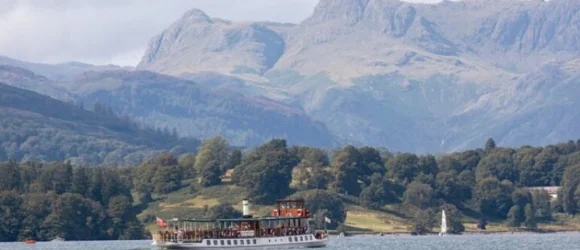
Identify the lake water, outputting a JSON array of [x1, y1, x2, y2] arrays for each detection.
[[1, 233, 579, 250]]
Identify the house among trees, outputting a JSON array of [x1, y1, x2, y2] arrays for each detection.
[[523, 186, 561, 201]]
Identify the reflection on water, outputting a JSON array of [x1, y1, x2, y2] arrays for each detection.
[[0, 233, 579, 250]]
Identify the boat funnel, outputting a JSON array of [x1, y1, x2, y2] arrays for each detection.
[[243, 199, 250, 217]]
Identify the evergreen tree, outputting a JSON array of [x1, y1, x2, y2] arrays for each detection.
[[485, 138, 496, 152], [71, 167, 90, 196]]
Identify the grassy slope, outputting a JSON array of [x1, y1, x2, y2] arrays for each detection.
[[139, 179, 580, 235]]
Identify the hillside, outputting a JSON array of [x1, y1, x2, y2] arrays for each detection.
[[0, 65, 336, 147], [63, 70, 336, 147], [136, 0, 580, 153], [0, 82, 199, 165]]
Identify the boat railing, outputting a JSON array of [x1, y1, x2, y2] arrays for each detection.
[[153, 226, 311, 242]]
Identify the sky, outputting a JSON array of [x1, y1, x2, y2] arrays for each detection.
[[0, 0, 443, 66]]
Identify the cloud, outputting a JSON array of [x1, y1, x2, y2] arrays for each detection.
[[0, 0, 444, 66]]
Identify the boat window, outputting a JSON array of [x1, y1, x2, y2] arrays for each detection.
[[247, 239, 251, 245], [234, 240, 238, 245], [300, 236, 303, 241], [220, 240, 224, 245], [289, 237, 292, 242], [294, 236, 298, 242], [214, 240, 218, 245], [241, 239, 244, 245], [227, 240, 231, 245], [206, 240, 211, 245], [310, 235, 313, 240], [253, 239, 257, 244]]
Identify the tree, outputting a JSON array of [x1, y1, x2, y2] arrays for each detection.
[[505, 205, 522, 228], [200, 160, 222, 187], [410, 209, 436, 235], [485, 138, 496, 152], [71, 167, 90, 196], [329, 146, 362, 196], [305, 164, 331, 190], [44, 193, 107, 241], [224, 149, 242, 171], [477, 217, 487, 231], [134, 153, 183, 195], [387, 153, 420, 184], [476, 148, 518, 183], [360, 173, 397, 209], [436, 171, 465, 204], [358, 146, 385, 184], [561, 164, 580, 215], [0, 191, 23, 241], [404, 181, 434, 209], [288, 190, 346, 230], [195, 136, 230, 175], [474, 177, 513, 218], [232, 139, 297, 204], [178, 153, 196, 179], [0, 160, 20, 192], [531, 190, 552, 220], [524, 204, 537, 229]]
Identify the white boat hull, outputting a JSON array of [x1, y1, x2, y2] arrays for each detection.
[[152, 234, 328, 249]]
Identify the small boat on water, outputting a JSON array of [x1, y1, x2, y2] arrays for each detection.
[[439, 210, 447, 236], [25, 239, 36, 244], [51, 237, 65, 242], [152, 199, 329, 249]]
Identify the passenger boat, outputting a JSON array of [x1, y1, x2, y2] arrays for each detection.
[[152, 199, 329, 249]]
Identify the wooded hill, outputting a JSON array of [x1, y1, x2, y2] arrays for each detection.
[[0, 82, 199, 166]]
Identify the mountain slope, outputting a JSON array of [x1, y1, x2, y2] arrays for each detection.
[[62, 70, 336, 147], [136, 0, 580, 153], [0, 82, 199, 166]]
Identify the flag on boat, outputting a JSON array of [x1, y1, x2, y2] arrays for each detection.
[[156, 217, 167, 228], [324, 217, 331, 223]]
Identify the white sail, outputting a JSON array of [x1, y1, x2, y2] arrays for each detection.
[[440, 210, 447, 236]]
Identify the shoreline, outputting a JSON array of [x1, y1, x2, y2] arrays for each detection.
[[330, 229, 580, 237]]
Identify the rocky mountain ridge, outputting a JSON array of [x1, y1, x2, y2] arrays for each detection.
[[135, 0, 580, 152]]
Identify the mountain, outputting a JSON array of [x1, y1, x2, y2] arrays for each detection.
[[0, 82, 199, 166], [0, 65, 74, 101], [0, 55, 132, 82], [63, 70, 335, 147], [136, 0, 580, 153]]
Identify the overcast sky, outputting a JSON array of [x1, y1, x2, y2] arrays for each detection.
[[0, 0, 443, 66]]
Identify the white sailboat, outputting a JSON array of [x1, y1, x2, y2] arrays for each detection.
[[439, 210, 447, 236]]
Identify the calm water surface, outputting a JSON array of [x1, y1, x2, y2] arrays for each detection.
[[1, 233, 579, 250]]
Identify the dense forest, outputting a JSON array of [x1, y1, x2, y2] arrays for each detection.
[[2, 137, 580, 241], [0, 82, 200, 166]]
